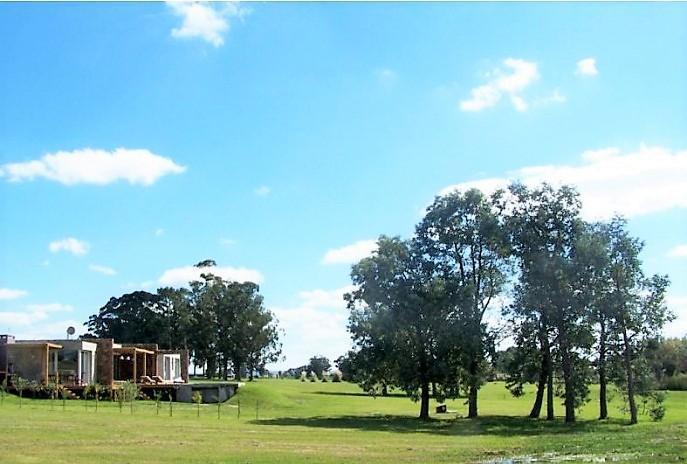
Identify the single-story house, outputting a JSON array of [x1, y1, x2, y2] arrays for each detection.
[[0, 334, 188, 387]]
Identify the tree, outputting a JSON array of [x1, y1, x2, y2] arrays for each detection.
[[602, 217, 673, 424], [346, 236, 461, 420], [85, 291, 163, 343], [307, 356, 331, 380], [505, 183, 594, 423], [416, 188, 509, 418], [157, 287, 194, 350]]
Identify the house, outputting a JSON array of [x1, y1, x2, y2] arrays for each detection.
[[0, 334, 189, 388]]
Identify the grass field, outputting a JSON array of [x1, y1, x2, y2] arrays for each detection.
[[0, 380, 685, 463]]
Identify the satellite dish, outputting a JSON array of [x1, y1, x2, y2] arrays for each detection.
[[67, 326, 75, 339]]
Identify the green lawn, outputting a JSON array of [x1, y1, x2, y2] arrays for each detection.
[[0, 380, 685, 463]]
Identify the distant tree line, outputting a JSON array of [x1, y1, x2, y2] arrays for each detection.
[[84, 260, 282, 381], [343, 183, 673, 423]]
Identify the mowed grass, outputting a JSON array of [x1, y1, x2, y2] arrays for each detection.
[[0, 380, 685, 463]]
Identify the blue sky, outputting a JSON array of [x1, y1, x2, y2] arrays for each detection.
[[1, 2, 686, 369]]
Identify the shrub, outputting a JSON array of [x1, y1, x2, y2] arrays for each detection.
[[662, 374, 687, 391], [309, 371, 317, 382], [331, 369, 343, 382], [300, 371, 307, 382]]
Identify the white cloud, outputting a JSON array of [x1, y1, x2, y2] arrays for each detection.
[[219, 237, 237, 247], [576, 57, 598, 77], [49, 237, 89, 256], [533, 89, 567, 107], [439, 144, 687, 220], [0, 148, 186, 186], [155, 228, 165, 237], [10, 319, 84, 341], [297, 285, 355, 311], [667, 245, 687, 258], [123, 281, 155, 291], [254, 185, 271, 196], [0, 303, 74, 327], [0, 288, 28, 300], [158, 264, 263, 286], [270, 286, 356, 369], [665, 295, 687, 338], [460, 58, 540, 112], [167, 1, 248, 47], [89, 264, 117, 276], [322, 240, 378, 265]]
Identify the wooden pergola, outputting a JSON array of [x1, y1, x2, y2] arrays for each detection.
[[113, 346, 154, 382]]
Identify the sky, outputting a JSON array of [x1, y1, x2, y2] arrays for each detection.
[[0, 2, 686, 370]]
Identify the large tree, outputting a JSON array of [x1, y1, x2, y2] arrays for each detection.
[[85, 291, 164, 343], [346, 236, 461, 420], [505, 183, 595, 423], [415, 188, 509, 418], [601, 217, 673, 424]]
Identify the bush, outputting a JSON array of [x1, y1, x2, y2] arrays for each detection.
[[331, 369, 343, 382], [662, 374, 687, 391], [300, 371, 307, 382], [309, 371, 317, 382]]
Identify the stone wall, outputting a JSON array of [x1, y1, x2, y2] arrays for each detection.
[[6, 345, 47, 383], [85, 338, 114, 386]]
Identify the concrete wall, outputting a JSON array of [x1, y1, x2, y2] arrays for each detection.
[[176, 383, 237, 403]]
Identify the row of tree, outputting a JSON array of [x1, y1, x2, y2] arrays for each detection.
[[345, 183, 673, 423], [85, 260, 282, 380]]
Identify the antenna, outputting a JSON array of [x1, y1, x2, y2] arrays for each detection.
[[66, 326, 75, 340]]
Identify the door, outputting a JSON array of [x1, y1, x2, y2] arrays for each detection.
[[80, 351, 93, 385]]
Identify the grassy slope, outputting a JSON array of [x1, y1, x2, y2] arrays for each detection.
[[0, 380, 685, 463]]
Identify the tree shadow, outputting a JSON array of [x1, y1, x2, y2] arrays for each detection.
[[253, 414, 623, 436], [309, 391, 410, 399]]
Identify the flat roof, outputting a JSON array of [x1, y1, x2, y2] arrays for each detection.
[[113, 346, 155, 355], [10, 342, 63, 349]]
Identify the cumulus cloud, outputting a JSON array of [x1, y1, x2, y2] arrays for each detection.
[[10, 319, 84, 340], [167, 1, 248, 47], [89, 264, 117, 276], [0, 303, 74, 327], [0, 288, 28, 300], [49, 237, 89, 256], [158, 264, 263, 286], [271, 285, 355, 368], [0, 148, 185, 186], [460, 58, 540, 112], [322, 240, 378, 265], [576, 57, 598, 77], [667, 245, 687, 258], [438, 144, 687, 220], [254, 185, 271, 196], [665, 295, 687, 338]]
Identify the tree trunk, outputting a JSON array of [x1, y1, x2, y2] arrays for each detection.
[[599, 318, 608, 420], [468, 384, 478, 418], [598, 320, 608, 420], [622, 325, 638, 425], [419, 381, 430, 420], [546, 367, 554, 420], [561, 346, 576, 423], [529, 355, 546, 418], [233, 358, 242, 381]]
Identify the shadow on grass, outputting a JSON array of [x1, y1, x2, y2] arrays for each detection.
[[253, 414, 626, 436], [309, 391, 411, 399]]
